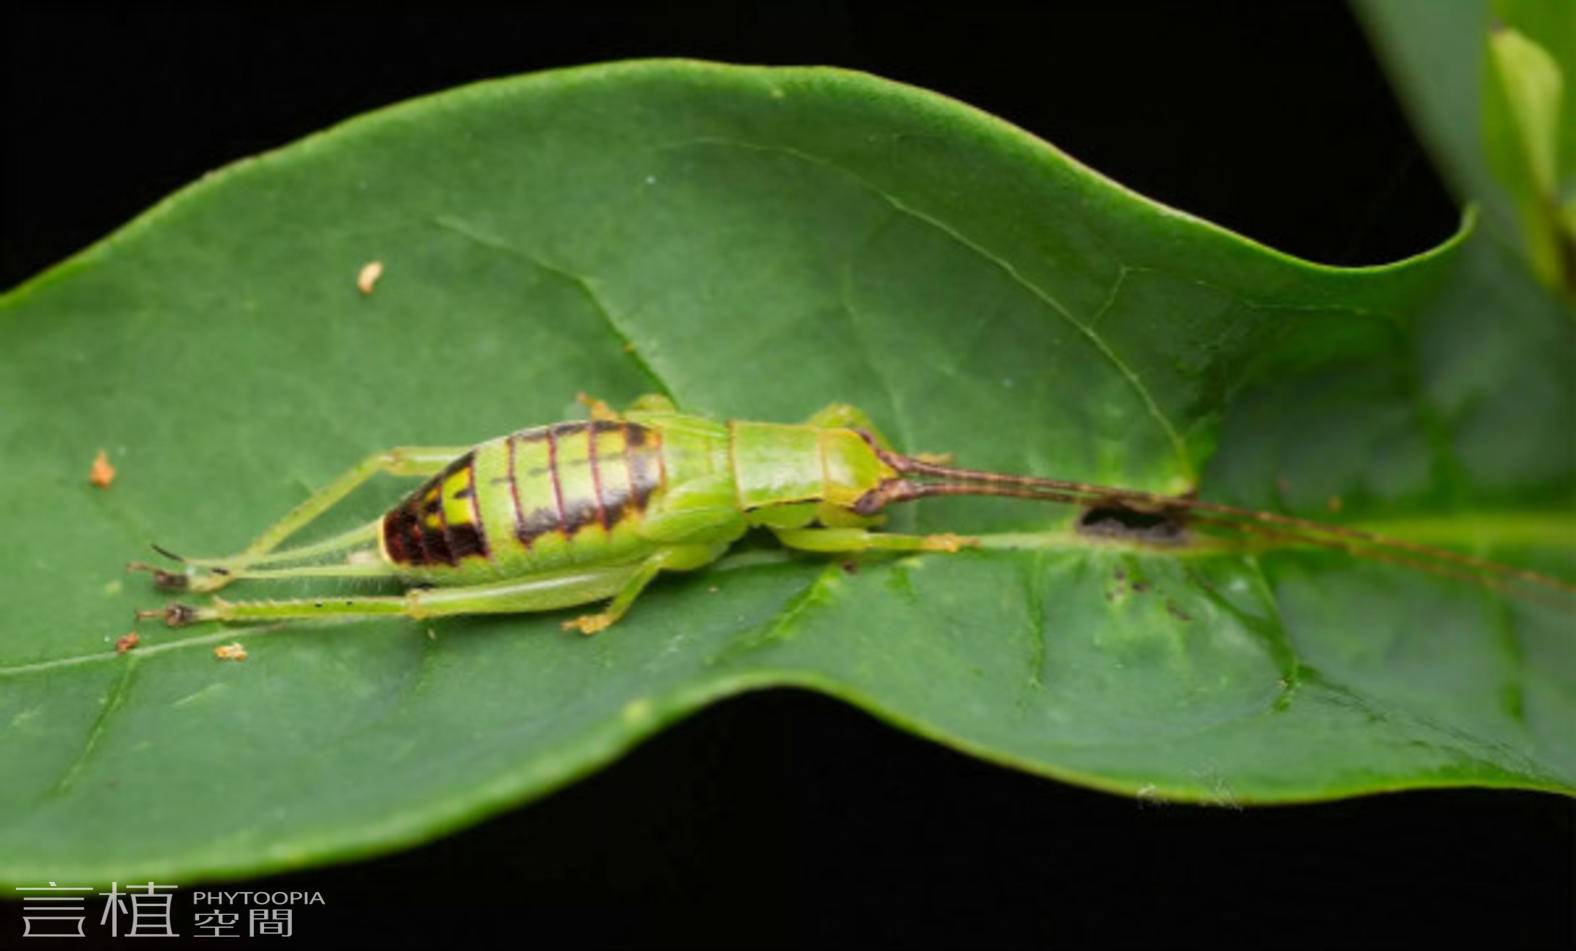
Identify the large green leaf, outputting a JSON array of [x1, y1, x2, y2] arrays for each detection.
[[1, 60, 1570, 885]]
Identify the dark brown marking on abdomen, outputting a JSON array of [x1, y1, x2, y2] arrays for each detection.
[[586, 422, 612, 530], [517, 505, 561, 542], [505, 430, 528, 542], [513, 420, 667, 548], [453, 451, 490, 560], [382, 451, 486, 567], [417, 506, 455, 566], [383, 486, 448, 567], [623, 423, 663, 510], [382, 505, 418, 564], [506, 425, 569, 548], [448, 522, 487, 560], [545, 424, 569, 533], [554, 422, 603, 536]]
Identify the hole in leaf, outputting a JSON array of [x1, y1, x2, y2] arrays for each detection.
[[1076, 504, 1188, 545]]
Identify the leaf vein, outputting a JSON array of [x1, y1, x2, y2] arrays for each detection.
[[48, 658, 138, 800], [656, 137, 1193, 478], [429, 214, 676, 402]]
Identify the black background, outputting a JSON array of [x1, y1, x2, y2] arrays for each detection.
[[2, 2, 1571, 948]]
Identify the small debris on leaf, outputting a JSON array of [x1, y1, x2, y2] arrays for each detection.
[[89, 449, 116, 488], [115, 632, 140, 654], [357, 260, 384, 295], [1326, 495, 1343, 514], [214, 642, 248, 662]]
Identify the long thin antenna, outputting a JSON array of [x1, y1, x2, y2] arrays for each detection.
[[854, 445, 1574, 599]]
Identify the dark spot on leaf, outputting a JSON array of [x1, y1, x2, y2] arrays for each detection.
[[1165, 598, 1192, 622], [1077, 505, 1186, 544]]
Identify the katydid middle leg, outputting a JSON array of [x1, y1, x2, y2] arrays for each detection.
[[559, 542, 728, 635]]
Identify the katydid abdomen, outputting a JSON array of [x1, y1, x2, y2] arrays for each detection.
[[380, 420, 678, 585]]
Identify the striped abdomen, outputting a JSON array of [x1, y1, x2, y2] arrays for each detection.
[[380, 421, 665, 581]]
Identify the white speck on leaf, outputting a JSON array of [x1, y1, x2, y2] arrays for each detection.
[[357, 260, 384, 295]]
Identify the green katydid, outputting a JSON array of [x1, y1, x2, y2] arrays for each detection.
[[130, 394, 1573, 634]]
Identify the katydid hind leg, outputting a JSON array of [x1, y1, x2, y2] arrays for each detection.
[[131, 445, 468, 593], [140, 544, 732, 632], [139, 564, 645, 628]]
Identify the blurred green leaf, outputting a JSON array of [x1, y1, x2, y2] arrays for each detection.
[[1485, 25, 1567, 290], [1485, 27, 1563, 201], [1357, 0, 1575, 295], [1, 61, 1570, 886]]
